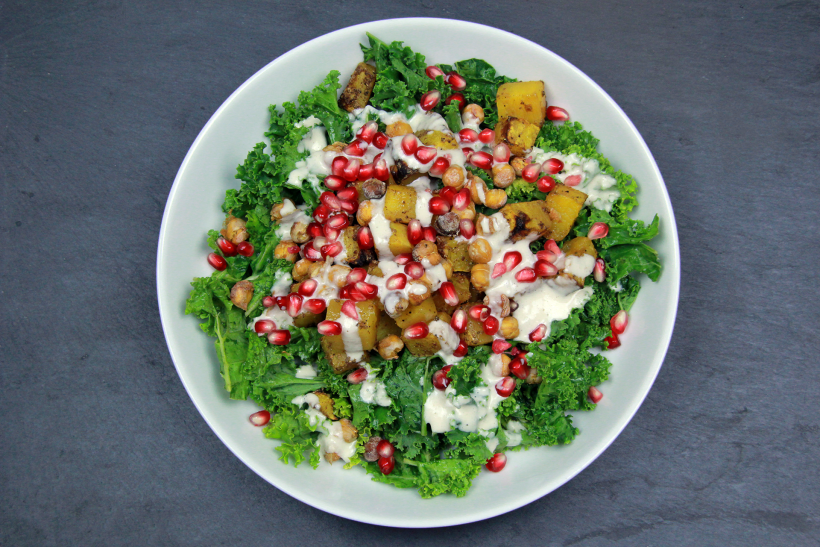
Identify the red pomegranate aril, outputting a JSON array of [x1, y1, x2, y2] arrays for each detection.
[[303, 242, 322, 261], [331, 156, 348, 177], [529, 323, 547, 342], [594, 258, 606, 283], [509, 357, 531, 379], [376, 440, 395, 459], [546, 239, 562, 256], [543, 157, 564, 174], [321, 241, 343, 258], [522, 163, 542, 183], [492, 339, 512, 354], [425, 65, 444, 79], [503, 251, 522, 270], [478, 128, 495, 144], [320, 191, 341, 211], [429, 156, 450, 178], [452, 188, 471, 210], [326, 213, 350, 230], [346, 267, 368, 285], [485, 453, 507, 472], [445, 92, 466, 110], [307, 222, 324, 239], [459, 219, 476, 239], [534, 259, 558, 278], [313, 204, 331, 222], [347, 368, 368, 385], [495, 377, 515, 398], [509, 346, 523, 357], [462, 147, 474, 161], [378, 455, 395, 475], [483, 315, 500, 336], [437, 188, 455, 206], [372, 131, 389, 149], [323, 225, 341, 241], [450, 309, 468, 333], [341, 285, 352, 300], [348, 286, 367, 302], [491, 262, 507, 279], [355, 281, 378, 299], [404, 322, 429, 340], [356, 163, 374, 182], [249, 410, 271, 427], [404, 261, 425, 280], [588, 386, 604, 403], [268, 329, 291, 345], [469, 304, 490, 321], [286, 294, 303, 317], [356, 226, 374, 249], [429, 196, 451, 215], [439, 282, 459, 306], [493, 143, 511, 163], [343, 139, 368, 157], [275, 296, 288, 309], [458, 128, 479, 143], [341, 299, 359, 320], [216, 237, 237, 257], [298, 278, 317, 297], [415, 146, 437, 164], [386, 273, 407, 290], [604, 334, 621, 349], [419, 89, 441, 111], [401, 134, 418, 155], [470, 151, 493, 169], [453, 338, 468, 357], [536, 176, 556, 193], [303, 298, 327, 314], [339, 199, 358, 214], [588, 222, 609, 240], [342, 158, 362, 182], [207, 253, 227, 271], [407, 219, 423, 246], [373, 159, 390, 181], [564, 174, 582, 186], [262, 295, 276, 308], [535, 249, 557, 263], [317, 320, 342, 336], [254, 319, 276, 334], [546, 105, 569, 122], [356, 121, 378, 144], [394, 253, 413, 265], [423, 226, 437, 242], [610, 310, 629, 335], [324, 174, 347, 192], [514, 268, 537, 283], [432, 369, 451, 391], [446, 71, 467, 91]]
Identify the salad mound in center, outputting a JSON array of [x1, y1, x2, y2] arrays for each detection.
[[186, 33, 662, 498]]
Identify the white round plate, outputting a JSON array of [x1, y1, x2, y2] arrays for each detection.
[[157, 18, 680, 528]]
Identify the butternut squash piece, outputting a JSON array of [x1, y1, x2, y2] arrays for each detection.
[[499, 200, 553, 242], [338, 62, 377, 113], [544, 184, 588, 242], [494, 116, 540, 156], [496, 81, 547, 126], [384, 185, 417, 223]]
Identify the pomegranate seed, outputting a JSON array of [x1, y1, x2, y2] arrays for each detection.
[[356, 227, 374, 249], [522, 163, 541, 183], [495, 377, 515, 398], [331, 156, 348, 177], [535, 249, 557, 263], [372, 132, 389, 149], [323, 226, 341, 241], [503, 251, 522, 270], [303, 298, 327, 314], [307, 222, 324, 239], [446, 71, 466, 91], [450, 309, 468, 333], [394, 253, 413, 265], [286, 294, 303, 317], [325, 174, 348, 192], [429, 156, 450, 178], [303, 242, 322, 261], [462, 147, 474, 161], [342, 158, 362, 182], [404, 261, 424, 279], [483, 316, 499, 336], [348, 286, 367, 302], [611, 310, 629, 335], [386, 273, 407, 290], [492, 339, 511, 354], [419, 89, 441, 111], [459, 219, 476, 239], [313, 204, 331, 222], [546, 106, 569, 122], [438, 188, 455, 205], [470, 151, 493, 169], [298, 279, 317, 297], [341, 300, 359, 320], [588, 386, 603, 403], [491, 262, 507, 279], [445, 92, 466, 110], [529, 324, 547, 342], [452, 188, 470, 210], [254, 319, 276, 334], [546, 239, 562, 256], [536, 176, 556, 193], [604, 334, 621, 349], [428, 196, 451, 215], [249, 410, 271, 426], [378, 455, 395, 475], [317, 320, 342, 336], [321, 241, 343, 258], [407, 219, 423, 246], [534, 259, 558, 278], [509, 347, 523, 357], [345, 268, 367, 285], [458, 128, 479, 143], [207, 253, 227, 271], [485, 453, 507, 472], [376, 440, 395, 458], [588, 222, 609, 240], [543, 158, 564, 174], [401, 134, 418, 155], [343, 140, 368, 157], [432, 369, 451, 390], [453, 338, 468, 357], [423, 227, 437, 242], [339, 199, 358, 214], [564, 174, 582, 186], [425, 65, 444, 79], [514, 268, 537, 283], [493, 143, 511, 163], [262, 296, 276, 308], [356, 121, 378, 144], [347, 367, 368, 384], [469, 304, 490, 321], [275, 296, 288, 310], [326, 213, 350, 230], [268, 329, 291, 345], [414, 146, 437, 164], [478, 128, 495, 144], [336, 187, 359, 202], [356, 163, 374, 182], [439, 282, 459, 306], [373, 159, 390, 181], [404, 322, 429, 339], [509, 357, 531, 379], [320, 191, 341, 211], [216, 237, 237, 256], [355, 281, 378, 299], [594, 258, 606, 283]]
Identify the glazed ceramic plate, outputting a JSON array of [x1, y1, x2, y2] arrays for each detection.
[[157, 18, 680, 528]]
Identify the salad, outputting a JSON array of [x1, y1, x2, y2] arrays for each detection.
[[185, 33, 662, 498]]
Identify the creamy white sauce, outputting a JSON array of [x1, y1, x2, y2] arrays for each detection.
[[505, 420, 525, 447], [512, 281, 593, 343], [338, 311, 364, 362], [563, 254, 596, 279], [408, 176, 434, 226], [359, 365, 392, 407], [274, 201, 311, 240], [291, 393, 358, 464], [368, 198, 394, 260], [295, 364, 317, 379], [427, 318, 462, 365], [530, 147, 620, 212]]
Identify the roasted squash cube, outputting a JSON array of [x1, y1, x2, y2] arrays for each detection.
[[402, 331, 442, 356], [384, 185, 417, 223], [496, 81, 547, 126], [338, 62, 377, 113], [544, 184, 588, 242], [457, 302, 495, 346], [389, 222, 414, 255], [500, 200, 554, 242], [436, 237, 474, 272], [416, 130, 460, 150], [395, 298, 438, 329], [494, 116, 540, 156]]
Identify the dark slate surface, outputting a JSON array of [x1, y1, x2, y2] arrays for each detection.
[[1, 1, 818, 545]]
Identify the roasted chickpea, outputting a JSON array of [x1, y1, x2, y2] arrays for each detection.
[[500, 316, 520, 339], [229, 280, 254, 311], [274, 240, 299, 262], [484, 189, 508, 209], [386, 120, 413, 137], [221, 215, 248, 244], [412, 240, 441, 266], [378, 335, 404, 360], [290, 221, 309, 244], [492, 163, 516, 189], [292, 259, 313, 281], [468, 174, 487, 205], [468, 238, 492, 264], [441, 165, 465, 189], [510, 156, 527, 177], [462, 103, 485, 126], [470, 263, 490, 292], [328, 264, 352, 287], [356, 200, 374, 225]]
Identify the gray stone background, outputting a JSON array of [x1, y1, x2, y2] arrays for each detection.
[[1, 0, 818, 545]]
